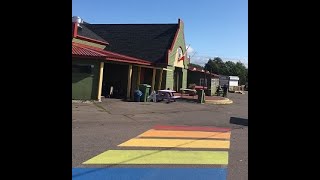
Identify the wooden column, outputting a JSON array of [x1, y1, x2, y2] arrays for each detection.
[[151, 68, 156, 92], [127, 65, 133, 99], [158, 69, 163, 90], [97, 62, 104, 102]]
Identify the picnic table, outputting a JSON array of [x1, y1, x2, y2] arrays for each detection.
[[157, 90, 180, 102], [180, 88, 197, 98]]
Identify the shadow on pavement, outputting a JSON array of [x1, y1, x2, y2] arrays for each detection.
[[230, 117, 248, 126]]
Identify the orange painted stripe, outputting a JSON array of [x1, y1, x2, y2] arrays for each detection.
[[138, 129, 230, 139], [153, 125, 231, 132], [118, 138, 230, 149]]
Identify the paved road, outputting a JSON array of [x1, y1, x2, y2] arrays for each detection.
[[72, 92, 248, 180]]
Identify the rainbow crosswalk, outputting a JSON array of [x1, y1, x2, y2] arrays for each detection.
[[72, 168, 227, 180], [75, 125, 232, 179]]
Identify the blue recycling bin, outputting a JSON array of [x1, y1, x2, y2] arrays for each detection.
[[134, 90, 142, 102]]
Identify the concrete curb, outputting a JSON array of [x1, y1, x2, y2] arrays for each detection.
[[72, 100, 95, 104], [205, 98, 233, 105]]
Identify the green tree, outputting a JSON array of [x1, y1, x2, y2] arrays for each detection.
[[234, 62, 247, 85], [224, 61, 237, 75], [204, 57, 248, 85], [204, 57, 225, 74]]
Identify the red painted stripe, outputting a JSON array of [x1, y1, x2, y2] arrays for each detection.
[[152, 125, 231, 132], [166, 19, 181, 64]]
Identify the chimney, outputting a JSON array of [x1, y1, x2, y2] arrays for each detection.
[[72, 16, 83, 27], [72, 16, 83, 37]]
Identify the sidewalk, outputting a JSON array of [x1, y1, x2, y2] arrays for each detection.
[[174, 93, 233, 105]]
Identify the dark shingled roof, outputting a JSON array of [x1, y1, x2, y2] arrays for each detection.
[[77, 25, 107, 43], [82, 24, 179, 63]]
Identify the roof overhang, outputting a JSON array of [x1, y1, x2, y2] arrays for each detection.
[[188, 67, 220, 77], [72, 43, 152, 66]]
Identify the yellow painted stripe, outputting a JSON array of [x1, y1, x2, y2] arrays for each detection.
[[138, 129, 231, 139], [83, 150, 228, 165], [118, 138, 230, 149]]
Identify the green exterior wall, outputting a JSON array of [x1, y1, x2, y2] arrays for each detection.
[[72, 38, 106, 49], [164, 20, 189, 90], [182, 68, 188, 89], [210, 78, 220, 96], [167, 21, 188, 68], [164, 66, 175, 90], [72, 59, 100, 100], [161, 70, 166, 90]]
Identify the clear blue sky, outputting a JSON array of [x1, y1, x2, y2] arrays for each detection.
[[72, 0, 248, 67]]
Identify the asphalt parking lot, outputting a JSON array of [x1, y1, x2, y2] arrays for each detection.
[[72, 92, 248, 180]]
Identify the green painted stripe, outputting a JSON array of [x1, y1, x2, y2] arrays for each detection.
[[83, 150, 228, 165]]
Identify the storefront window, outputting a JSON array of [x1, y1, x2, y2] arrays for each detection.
[[200, 78, 207, 87]]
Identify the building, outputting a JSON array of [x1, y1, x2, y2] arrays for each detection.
[[228, 76, 240, 87], [187, 66, 220, 96], [219, 75, 240, 92], [72, 17, 189, 100]]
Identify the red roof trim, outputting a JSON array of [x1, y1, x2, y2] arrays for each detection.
[[194, 86, 208, 90], [103, 58, 151, 65], [169, 19, 181, 51], [72, 55, 106, 60], [76, 35, 109, 45], [72, 43, 152, 66], [166, 19, 181, 64], [188, 67, 220, 77]]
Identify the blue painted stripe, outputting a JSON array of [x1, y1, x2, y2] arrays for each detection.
[[72, 168, 227, 180]]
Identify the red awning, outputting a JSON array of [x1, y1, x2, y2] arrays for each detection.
[[72, 43, 152, 66], [72, 44, 106, 58]]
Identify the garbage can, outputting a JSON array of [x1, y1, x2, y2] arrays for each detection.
[[222, 84, 228, 97], [139, 84, 151, 102], [197, 89, 205, 104], [134, 90, 143, 102]]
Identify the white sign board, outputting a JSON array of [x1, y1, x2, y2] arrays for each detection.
[[229, 80, 239, 87]]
